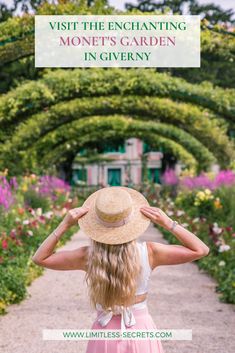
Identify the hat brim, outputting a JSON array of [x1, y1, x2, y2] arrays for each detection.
[[78, 186, 150, 245]]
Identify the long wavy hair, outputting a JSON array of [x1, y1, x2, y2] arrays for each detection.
[[85, 239, 142, 312]]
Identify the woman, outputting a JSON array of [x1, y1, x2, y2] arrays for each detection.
[[32, 186, 209, 353]]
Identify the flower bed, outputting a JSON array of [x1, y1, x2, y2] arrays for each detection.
[[145, 169, 235, 304], [0, 172, 77, 315]]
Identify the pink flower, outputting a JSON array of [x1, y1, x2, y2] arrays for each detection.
[[2, 239, 8, 250], [38, 216, 46, 224], [31, 220, 39, 228], [212, 223, 223, 235], [10, 229, 16, 239], [28, 208, 35, 216], [161, 168, 178, 186], [181, 170, 235, 190]]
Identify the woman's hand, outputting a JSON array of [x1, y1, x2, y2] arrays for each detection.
[[62, 206, 89, 229], [140, 206, 173, 229]]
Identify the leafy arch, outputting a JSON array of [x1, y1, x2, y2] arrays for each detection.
[[1, 95, 232, 167], [0, 3, 234, 175], [0, 69, 234, 125], [6, 115, 209, 174]]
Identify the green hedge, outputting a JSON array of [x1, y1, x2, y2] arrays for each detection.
[[0, 219, 74, 315], [0, 69, 234, 123], [2, 115, 215, 174], [1, 95, 232, 167], [0, 173, 77, 314], [30, 115, 215, 164], [158, 185, 235, 304], [0, 4, 234, 80], [0, 1, 113, 65]]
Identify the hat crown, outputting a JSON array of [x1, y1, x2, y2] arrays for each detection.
[[95, 188, 133, 223]]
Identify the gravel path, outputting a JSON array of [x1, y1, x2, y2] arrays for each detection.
[[0, 225, 234, 353]]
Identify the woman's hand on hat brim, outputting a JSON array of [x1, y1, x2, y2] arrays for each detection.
[[62, 207, 89, 229], [140, 206, 172, 229]]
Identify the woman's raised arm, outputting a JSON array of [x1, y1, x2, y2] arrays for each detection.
[[31, 207, 89, 271], [140, 206, 210, 269]]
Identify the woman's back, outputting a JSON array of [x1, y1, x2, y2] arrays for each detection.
[[94, 240, 153, 329], [32, 185, 209, 353]]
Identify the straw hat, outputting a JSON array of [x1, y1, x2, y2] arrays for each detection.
[[78, 186, 150, 245]]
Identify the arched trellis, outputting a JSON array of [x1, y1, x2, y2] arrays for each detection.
[[1, 95, 233, 166], [0, 6, 234, 175], [2, 115, 216, 174], [31, 133, 199, 179], [0, 69, 234, 126], [6, 118, 201, 177]]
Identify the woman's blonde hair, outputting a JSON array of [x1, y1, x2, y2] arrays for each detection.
[[85, 239, 142, 312]]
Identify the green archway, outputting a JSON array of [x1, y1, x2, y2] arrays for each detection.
[[5, 115, 215, 170], [0, 3, 234, 176]]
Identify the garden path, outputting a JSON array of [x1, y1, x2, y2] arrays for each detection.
[[0, 225, 234, 353]]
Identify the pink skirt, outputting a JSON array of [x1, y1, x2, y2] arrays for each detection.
[[85, 306, 165, 353]]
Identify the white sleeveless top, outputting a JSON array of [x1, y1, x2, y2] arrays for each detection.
[[96, 241, 152, 330], [135, 241, 152, 295]]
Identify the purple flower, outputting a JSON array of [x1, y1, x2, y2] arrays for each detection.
[[30, 175, 70, 200], [181, 173, 213, 189], [213, 170, 235, 189], [0, 176, 14, 210], [9, 177, 18, 190], [161, 168, 178, 186], [181, 170, 235, 190]]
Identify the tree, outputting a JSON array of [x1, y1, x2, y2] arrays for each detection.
[[0, 0, 103, 22], [125, 0, 235, 25], [126, 0, 188, 14], [0, 0, 46, 22], [189, 1, 235, 26]]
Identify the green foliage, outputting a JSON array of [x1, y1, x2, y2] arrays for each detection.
[[0, 14, 34, 42], [0, 174, 76, 314], [216, 187, 235, 229], [0, 3, 234, 175], [0, 266, 27, 311], [40, 115, 211, 163], [0, 69, 233, 175], [23, 189, 50, 212], [0, 2, 234, 87], [0, 68, 234, 124], [198, 252, 235, 304], [0, 218, 74, 314], [175, 186, 235, 227], [1, 91, 233, 170], [0, 0, 46, 23], [162, 218, 235, 305], [0, 56, 43, 94], [125, 0, 235, 25], [142, 177, 235, 305]]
